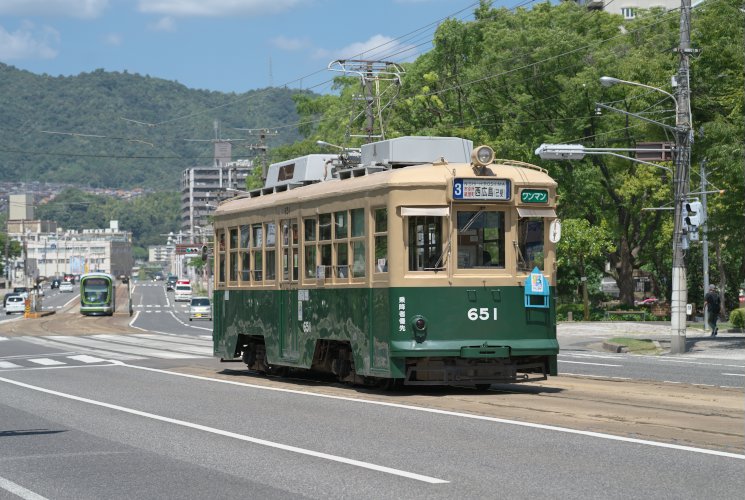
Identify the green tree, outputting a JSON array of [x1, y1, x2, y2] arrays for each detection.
[[557, 219, 616, 319]]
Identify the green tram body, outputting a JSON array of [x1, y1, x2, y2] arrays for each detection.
[[80, 272, 116, 316], [213, 139, 559, 387]]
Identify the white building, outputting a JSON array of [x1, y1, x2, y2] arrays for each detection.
[[18, 223, 134, 281], [581, 0, 680, 19]]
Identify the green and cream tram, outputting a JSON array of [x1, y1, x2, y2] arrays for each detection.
[[80, 272, 116, 316], [212, 136, 559, 388]]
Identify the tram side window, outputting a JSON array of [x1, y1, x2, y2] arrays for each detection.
[[304, 218, 317, 279], [228, 227, 239, 282], [240, 224, 251, 282], [456, 211, 505, 269], [374, 208, 388, 272], [217, 230, 226, 284], [408, 216, 443, 271], [265, 222, 276, 281], [518, 217, 545, 271], [252, 224, 263, 281]]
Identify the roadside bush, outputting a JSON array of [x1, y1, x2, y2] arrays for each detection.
[[730, 308, 745, 329], [557, 303, 584, 321]]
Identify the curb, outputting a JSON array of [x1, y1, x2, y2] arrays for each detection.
[[24, 310, 56, 319], [602, 341, 628, 353]]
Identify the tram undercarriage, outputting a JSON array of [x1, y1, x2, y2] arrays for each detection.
[[236, 335, 549, 388]]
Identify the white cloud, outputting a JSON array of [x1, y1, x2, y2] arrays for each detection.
[[0, 22, 59, 60], [0, 0, 109, 19], [137, 0, 305, 17], [149, 16, 176, 32], [316, 34, 408, 61], [103, 32, 122, 45], [270, 35, 308, 51]]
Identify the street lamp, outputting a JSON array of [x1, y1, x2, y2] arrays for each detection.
[[600, 76, 691, 355]]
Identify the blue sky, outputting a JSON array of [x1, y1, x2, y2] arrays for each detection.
[[0, 0, 507, 94]]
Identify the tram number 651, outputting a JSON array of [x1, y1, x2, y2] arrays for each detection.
[[467, 307, 498, 321]]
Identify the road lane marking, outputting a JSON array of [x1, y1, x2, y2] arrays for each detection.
[[46, 336, 200, 359], [112, 362, 745, 461], [722, 373, 745, 377], [0, 475, 49, 500], [559, 360, 622, 367], [68, 355, 107, 363], [28, 358, 65, 366], [0, 376, 448, 484], [0, 361, 22, 369]]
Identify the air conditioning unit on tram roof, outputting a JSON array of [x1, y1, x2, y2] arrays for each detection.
[[361, 136, 473, 168], [264, 154, 339, 190]]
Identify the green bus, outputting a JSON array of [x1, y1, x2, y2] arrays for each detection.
[[80, 272, 116, 316]]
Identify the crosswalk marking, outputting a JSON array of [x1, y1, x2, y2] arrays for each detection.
[[68, 355, 107, 363], [1, 333, 213, 371], [29, 358, 66, 366]]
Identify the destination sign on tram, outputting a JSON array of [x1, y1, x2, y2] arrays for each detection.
[[453, 178, 510, 201]]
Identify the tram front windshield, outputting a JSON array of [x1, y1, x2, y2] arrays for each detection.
[[456, 210, 505, 269], [83, 278, 109, 303]]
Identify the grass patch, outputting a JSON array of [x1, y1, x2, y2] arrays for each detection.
[[608, 337, 661, 354]]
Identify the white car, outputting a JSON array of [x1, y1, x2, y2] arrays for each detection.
[[59, 281, 74, 293], [174, 283, 192, 302], [5, 295, 26, 314], [189, 297, 212, 321]]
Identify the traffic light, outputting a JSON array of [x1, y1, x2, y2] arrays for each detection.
[[201, 244, 208, 262], [683, 200, 704, 240], [184, 246, 200, 255]]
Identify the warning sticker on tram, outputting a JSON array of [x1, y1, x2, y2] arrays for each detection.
[[453, 178, 510, 201]]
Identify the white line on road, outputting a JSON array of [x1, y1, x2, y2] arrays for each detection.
[[114, 362, 745, 461], [0, 475, 49, 500], [721, 373, 745, 377], [0, 376, 448, 484], [28, 358, 65, 366], [559, 360, 623, 367], [0, 361, 22, 369]]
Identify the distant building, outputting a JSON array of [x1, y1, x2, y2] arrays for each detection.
[[578, 0, 679, 19], [19, 222, 134, 280], [180, 141, 255, 241]]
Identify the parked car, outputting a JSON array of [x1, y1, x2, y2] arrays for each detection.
[[59, 281, 74, 293], [5, 295, 26, 315], [189, 297, 212, 321]]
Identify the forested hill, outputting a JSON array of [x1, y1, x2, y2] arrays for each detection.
[[0, 64, 308, 190]]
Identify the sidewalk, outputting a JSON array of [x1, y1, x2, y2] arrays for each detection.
[[558, 321, 745, 360]]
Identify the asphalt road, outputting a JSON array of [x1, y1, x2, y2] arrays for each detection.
[[1, 285, 743, 498], [2, 351, 743, 499]]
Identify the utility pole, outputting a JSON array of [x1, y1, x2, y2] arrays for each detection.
[[670, 0, 694, 354], [701, 159, 710, 331]]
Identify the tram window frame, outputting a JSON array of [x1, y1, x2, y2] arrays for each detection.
[[252, 224, 263, 281], [281, 219, 299, 282], [228, 227, 239, 284], [240, 224, 251, 283], [373, 207, 388, 273], [217, 230, 226, 285], [407, 215, 444, 271], [265, 222, 277, 281], [518, 217, 545, 272], [456, 210, 505, 269]]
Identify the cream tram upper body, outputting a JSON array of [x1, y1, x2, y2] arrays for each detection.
[[212, 137, 557, 290]]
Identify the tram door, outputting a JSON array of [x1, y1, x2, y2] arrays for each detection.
[[279, 219, 300, 360]]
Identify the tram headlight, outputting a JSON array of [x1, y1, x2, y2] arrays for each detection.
[[411, 315, 428, 343], [471, 145, 495, 168]]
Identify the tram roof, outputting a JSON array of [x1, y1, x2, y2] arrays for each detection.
[[214, 160, 555, 217]]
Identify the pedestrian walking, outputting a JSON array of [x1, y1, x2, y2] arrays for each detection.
[[704, 284, 721, 337]]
